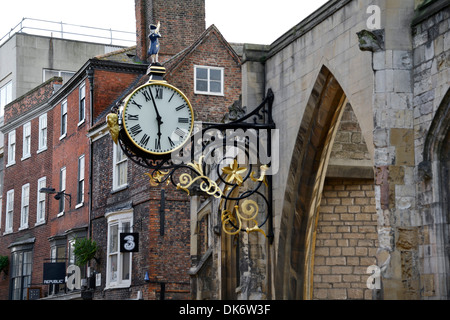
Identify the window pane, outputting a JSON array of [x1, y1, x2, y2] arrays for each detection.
[[210, 81, 221, 93], [109, 254, 117, 282], [61, 72, 75, 83], [116, 147, 125, 162], [196, 80, 208, 92], [23, 252, 32, 275], [109, 224, 118, 253], [122, 221, 131, 233], [44, 70, 59, 82], [196, 68, 207, 80], [210, 69, 221, 81], [118, 163, 127, 186], [122, 252, 130, 280]]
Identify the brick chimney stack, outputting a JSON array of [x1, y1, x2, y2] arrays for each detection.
[[135, 0, 206, 63]]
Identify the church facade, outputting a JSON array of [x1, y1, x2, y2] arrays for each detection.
[[191, 0, 450, 300]]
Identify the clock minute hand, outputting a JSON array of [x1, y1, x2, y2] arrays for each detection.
[[149, 88, 163, 142]]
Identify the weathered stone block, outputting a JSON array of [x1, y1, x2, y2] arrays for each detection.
[[390, 128, 415, 165], [396, 227, 419, 251]]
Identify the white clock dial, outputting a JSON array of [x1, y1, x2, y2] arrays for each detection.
[[122, 83, 194, 155]]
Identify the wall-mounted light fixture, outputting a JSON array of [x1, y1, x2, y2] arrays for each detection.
[[40, 187, 72, 208]]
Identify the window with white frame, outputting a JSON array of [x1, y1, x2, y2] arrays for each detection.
[[22, 122, 31, 159], [5, 189, 14, 233], [38, 114, 47, 152], [20, 184, 30, 230], [43, 69, 75, 84], [113, 143, 127, 190], [37, 177, 46, 224], [79, 84, 86, 125], [7, 130, 16, 166], [77, 155, 85, 206], [0, 81, 12, 116], [105, 210, 133, 289], [61, 100, 68, 138], [58, 167, 66, 216], [194, 65, 224, 96]]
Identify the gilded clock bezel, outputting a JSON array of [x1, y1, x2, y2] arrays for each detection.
[[122, 82, 194, 156]]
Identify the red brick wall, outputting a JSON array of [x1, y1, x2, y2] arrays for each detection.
[[135, 0, 206, 62], [93, 70, 141, 122], [152, 0, 205, 57], [0, 85, 59, 299], [49, 79, 90, 237], [90, 134, 191, 300], [165, 29, 241, 123], [0, 77, 92, 300], [4, 77, 62, 123]]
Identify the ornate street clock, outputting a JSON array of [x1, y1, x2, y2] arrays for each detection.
[[106, 24, 275, 240], [122, 82, 194, 156]]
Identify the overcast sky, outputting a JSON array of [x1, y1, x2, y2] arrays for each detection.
[[1, 0, 329, 45]]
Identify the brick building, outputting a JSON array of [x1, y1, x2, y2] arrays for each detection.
[[0, 0, 241, 300], [87, 1, 242, 300], [0, 52, 146, 299]]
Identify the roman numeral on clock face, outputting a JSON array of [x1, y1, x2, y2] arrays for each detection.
[[130, 100, 142, 109], [176, 104, 186, 111], [155, 88, 163, 99], [130, 124, 143, 136], [174, 127, 185, 138], [128, 114, 139, 121], [178, 117, 189, 123], [140, 134, 150, 147], [142, 88, 151, 102], [155, 138, 161, 150], [168, 136, 175, 148]]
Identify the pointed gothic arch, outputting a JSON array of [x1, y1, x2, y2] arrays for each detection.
[[275, 66, 348, 299], [420, 87, 450, 299]]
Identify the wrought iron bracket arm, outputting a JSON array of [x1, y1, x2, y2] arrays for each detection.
[[114, 89, 275, 240]]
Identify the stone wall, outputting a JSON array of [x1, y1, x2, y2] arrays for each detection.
[[412, 2, 450, 299]]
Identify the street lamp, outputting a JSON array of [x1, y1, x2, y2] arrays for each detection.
[[40, 187, 72, 208]]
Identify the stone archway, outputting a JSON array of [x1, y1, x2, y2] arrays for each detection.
[[420, 88, 450, 299], [275, 65, 377, 300], [275, 66, 348, 299]]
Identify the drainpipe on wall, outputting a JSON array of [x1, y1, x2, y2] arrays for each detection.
[[86, 67, 94, 241]]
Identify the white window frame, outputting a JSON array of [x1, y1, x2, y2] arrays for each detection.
[[105, 210, 133, 289], [78, 84, 86, 126], [60, 100, 68, 140], [5, 189, 14, 233], [0, 81, 12, 116], [58, 167, 66, 217], [7, 130, 16, 167], [43, 69, 75, 84], [38, 113, 48, 153], [20, 184, 30, 230], [194, 65, 224, 96], [22, 122, 31, 160], [113, 143, 128, 191], [76, 155, 85, 208], [36, 177, 47, 225]]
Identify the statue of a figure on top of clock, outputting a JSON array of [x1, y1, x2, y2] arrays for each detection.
[[148, 21, 161, 65]]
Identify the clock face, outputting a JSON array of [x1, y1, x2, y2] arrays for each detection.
[[122, 82, 194, 155]]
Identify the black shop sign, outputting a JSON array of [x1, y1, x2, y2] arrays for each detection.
[[120, 233, 139, 253], [43, 262, 66, 284]]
